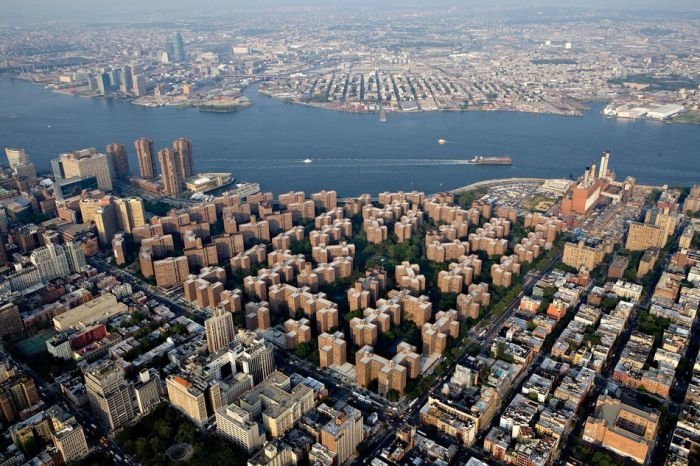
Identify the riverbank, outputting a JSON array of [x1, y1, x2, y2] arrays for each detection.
[[2, 75, 699, 196], [451, 178, 548, 193], [258, 87, 585, 118], [11, 73, 254, 114]]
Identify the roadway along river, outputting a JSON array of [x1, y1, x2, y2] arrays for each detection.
[[1, 77, 699, 195]]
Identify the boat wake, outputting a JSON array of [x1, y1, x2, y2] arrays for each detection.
[[206, 158, 476, 168]]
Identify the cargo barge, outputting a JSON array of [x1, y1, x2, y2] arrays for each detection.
[[466, 156, 512, 165]]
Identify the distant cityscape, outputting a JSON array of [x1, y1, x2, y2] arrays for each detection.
[[2, 9, 699, 122]]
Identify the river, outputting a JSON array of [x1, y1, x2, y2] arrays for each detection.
[[1, 77, 698, 195]]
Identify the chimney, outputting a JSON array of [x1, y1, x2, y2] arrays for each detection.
[[599, 151, 610, 179]]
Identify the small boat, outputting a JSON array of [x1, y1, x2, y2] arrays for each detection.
[[379, 109, 387, 122], [438, 139, 447, 145], [303, 159, 313, 164]]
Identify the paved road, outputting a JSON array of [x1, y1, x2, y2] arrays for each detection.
[[88, 255, 207, 323]]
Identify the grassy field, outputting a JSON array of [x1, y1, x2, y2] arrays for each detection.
[[527, 195, 556, 212], [673, 112, 700, 125]]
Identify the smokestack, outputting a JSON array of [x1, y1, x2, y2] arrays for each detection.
[[599, 151, 610, 179], [591, 163, 597, 182], [583, 167, 590, 184]]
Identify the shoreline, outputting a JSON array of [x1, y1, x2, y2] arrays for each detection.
[[10, 75, 585, 119], [257, 88, 586, 118], [10, 75, 698, 124], [450, 178, 548, 193], [449, 177, 668, 194]]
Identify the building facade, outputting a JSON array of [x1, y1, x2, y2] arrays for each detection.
[[134, 137, 157, 179]]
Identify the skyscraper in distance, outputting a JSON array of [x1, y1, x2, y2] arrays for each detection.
[[172, 138, 194, 179], [119, 66, 133, 94], [172, 32, 185, 62], [134, 137, 157, 179], [158, 148, 182, 195], [133, 74, 147, 97], [106, 143, 130, 180]]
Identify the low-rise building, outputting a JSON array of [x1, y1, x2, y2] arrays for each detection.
[[582, 395, 659, 464]]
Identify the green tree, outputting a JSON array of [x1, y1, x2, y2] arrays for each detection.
[[438, 292, 457, 310], [387, 389, 400, 402], [154, 418, 173, 439], [294, 342, 312, 359]]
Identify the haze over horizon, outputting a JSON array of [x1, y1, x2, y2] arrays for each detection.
[[3, 0, 700, 24]]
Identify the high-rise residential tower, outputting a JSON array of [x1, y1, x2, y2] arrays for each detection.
[[205, 307, 235, 354], [172, 138, 194, 179], [115, 197, 146, 234], [49, 407, 89, 463], [119, 66, 133, 95], [5, 148, 37, 179], [95, 203, 119, 245], [134, 137, 157, 179], [133, 75, 148, 97], [233, 332, 276, 385], [106, 143, 130, 180], [158, 148, 183, 195], [320, 405, 364, 464], [64, 241, 87, 273], [4, 148, 29, 170]]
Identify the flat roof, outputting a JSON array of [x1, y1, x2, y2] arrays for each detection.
[[53, 293, 128, 331]]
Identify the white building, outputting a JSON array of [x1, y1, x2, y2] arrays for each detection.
[[216, 403, 266, 454], [30, 243, 71, 283], [612, 280, 643, 303]]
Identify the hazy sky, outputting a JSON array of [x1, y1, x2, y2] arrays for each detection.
[[2, 0, 699, 23]]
